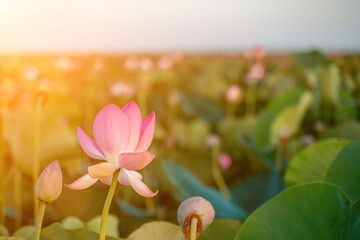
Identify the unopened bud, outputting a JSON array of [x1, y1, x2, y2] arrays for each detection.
[[218, 153, 232, 171], [178, 197, 215, 240], [35, 160, 63, 203], [301, 134, 315, 146], [225, 84, 242, 104], [278, 127, 291, 145], [24, 65, 39, 82], [314, 121, 326, 134], [205, 134, 221, 148]]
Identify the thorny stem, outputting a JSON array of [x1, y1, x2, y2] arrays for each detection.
[[33, 201, 46, 240], [211, 146, 231, 199], [99, 169, 120, 240], [190, 218, 198, 240]]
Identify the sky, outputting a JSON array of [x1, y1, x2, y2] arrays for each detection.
[[0, 0, 359, 53]]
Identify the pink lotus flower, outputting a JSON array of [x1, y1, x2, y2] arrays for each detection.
[[65, 102, 157, 197], [225, 84, 242, 104], [218, 153, 232, 171], [244, 63, 265, 84]]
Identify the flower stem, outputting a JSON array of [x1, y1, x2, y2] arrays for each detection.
[[225, 104, 236, 118], [99, 169, 120, 240], [211, 146, 231, 199], [275, 144, 283, 172], [14, 169, 22, 229], [0, 85, 5, 191], [0, 166, 15, 224], [245, 84, 256, 116], [33, 96, 42, 219], [190, 218, 198, 240], [34, 201, 46, 240]]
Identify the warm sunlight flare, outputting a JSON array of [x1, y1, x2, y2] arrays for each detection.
[[0, 1, 359, 239]]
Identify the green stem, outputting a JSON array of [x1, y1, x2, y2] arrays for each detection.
[[225, 103, 236, 118], [33, 97, 42, 218], [190, 218, 198, 240], [0, 85, 5, 190], [34, 201, 46, 240], [99, 169, 120, 240], [14, 169, 22, 229], [0, 167, 15, 224], [211, 146, 231, 199], [275, 144, 283, 172], [245, 84, 256, 116]]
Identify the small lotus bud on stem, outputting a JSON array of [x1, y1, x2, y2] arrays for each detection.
[[178, 197, 215, 240], [34, 160, 62, 240], [35, 160, 62, 203], [205, 134, 221, 148], [225, 84, 242, 104], [278, 127, 291, 146], [218, 153, 232, 171]]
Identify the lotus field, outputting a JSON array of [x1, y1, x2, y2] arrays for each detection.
[[1, 50, 360, 240]]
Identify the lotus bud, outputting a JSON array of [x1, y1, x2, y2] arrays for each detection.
[[124, 56, 139, 71], [168, 90, 180, 106], [278, 127, 291, 145], [218, 153, 232, 171], [138, 57, 153, 71], [244, 63, 265, 84], [314, 121, 326, 134], [205, 134, 221, 148], [24, 65, 39, 82], [157, 56, 174, 70], [301, 134, 315, 146], [177, 196, 215, 240], [225, 84, 242, 104], [35, 160, 63, 203]]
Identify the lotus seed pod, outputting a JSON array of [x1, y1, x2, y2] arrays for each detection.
[[177, 197, 215, 239], [35, 160, 63, 203]]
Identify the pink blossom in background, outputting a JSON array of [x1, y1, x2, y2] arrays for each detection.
[[92, 58, 105, 72], [53, 56, 75, 71], [218, 153, 232, 171], [157, 55, 174, 70], [168, 90, 180, 106], [225, 84, 242, 104], [124, 56, 139, 71], [301, 134, 315, 146], [23, 65, 39, 82], [205, 134, 221, 148], [138, 57, 153, 71], [243, 46, 266, 61], [65, 102, 157, 197], [245, 63, 265, 84], [110, 81, 136, 98], [278, 127, 291, 145]]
